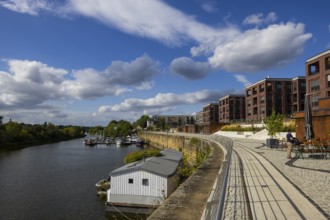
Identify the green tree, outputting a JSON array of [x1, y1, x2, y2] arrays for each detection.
[[105, 120, 132, 137], [134, 115, 149, 129], [263, 110, 283, 138]]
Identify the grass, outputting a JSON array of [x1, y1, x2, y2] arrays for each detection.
[[124, 149, 161, 164]]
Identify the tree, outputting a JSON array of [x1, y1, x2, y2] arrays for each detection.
[[263, 110, 283, 138], [134, 115, 149, 129]]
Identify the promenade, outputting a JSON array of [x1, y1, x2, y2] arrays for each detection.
[[223, 138, 330, 220]]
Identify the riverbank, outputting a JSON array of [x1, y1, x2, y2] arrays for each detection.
[[0, 135, 86, 152], [148, 139, 224, 219]]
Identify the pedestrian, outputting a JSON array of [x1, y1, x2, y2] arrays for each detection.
[[286, 131, 294, 159]]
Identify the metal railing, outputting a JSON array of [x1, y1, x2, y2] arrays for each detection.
[[203, 134, 233, 220], [141, 131, 233, 220]]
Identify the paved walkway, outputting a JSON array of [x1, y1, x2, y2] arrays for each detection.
[[224, 138, 329, 220]]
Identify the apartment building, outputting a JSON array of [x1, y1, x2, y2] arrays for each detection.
[[245, 76, 306, 122], [305, 49, 330, 109], [202, 103, 220, 134], [219, 94, 246, 123], [295, 50, 330, 140], [149, 115, 196, 128]]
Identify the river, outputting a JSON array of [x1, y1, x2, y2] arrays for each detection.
[[0, 138, 147, 220]]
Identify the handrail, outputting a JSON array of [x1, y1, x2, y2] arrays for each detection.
[[207, 134, 233, 220], [140, 131, 233, 220]]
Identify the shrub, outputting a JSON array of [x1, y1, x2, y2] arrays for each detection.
[[263, 110, 283, 138], [124, 149, 161, 164], [221, 125, 262, 132], [281, 121, 295, 132]]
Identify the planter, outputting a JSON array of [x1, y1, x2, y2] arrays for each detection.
[[266, 138, 279, 148]]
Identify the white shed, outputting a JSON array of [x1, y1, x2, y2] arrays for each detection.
[[106, 149, 182, 208]]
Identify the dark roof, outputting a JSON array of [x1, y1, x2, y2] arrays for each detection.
[[110, 149, 182, 178]]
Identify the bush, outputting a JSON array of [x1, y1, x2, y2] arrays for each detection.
[[281, 121, 295, 132], [221, 125, 262, 132], [124, 149, 161, 164]]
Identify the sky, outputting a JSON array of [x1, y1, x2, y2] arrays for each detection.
[[0, 0, 329, 126]]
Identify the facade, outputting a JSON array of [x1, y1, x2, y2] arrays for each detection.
[[305, 49, 330, 109], [149, 114, 196, 128], [219, 94, 246, 123], [202, 103, 220, 134], [106, 149, 182, 210], [245, 77, 306, 122], [295, 50, 330, 140], [291, 77, 306, 113]]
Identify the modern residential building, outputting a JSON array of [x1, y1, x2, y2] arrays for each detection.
[[195, 111, 203, 126], [291, 77, 307, 113], [106, 149, 182, 213], [305, 49, 330, 109], [245, 76, 306, 122], [219, 94, 246, 123], [202, 103, 220, 134], [148, 114, 196, 129], [295, 50, 330, 140]]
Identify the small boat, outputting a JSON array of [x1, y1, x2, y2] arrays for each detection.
[[95, 179, 110, 188], [84, 139, 97, 146], [116, 138, 122, 146], [136, 138, 144, 147]]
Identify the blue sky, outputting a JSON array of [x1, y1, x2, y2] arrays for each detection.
[[0, 0, 329, 126]]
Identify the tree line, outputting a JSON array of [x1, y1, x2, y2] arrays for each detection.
[[0, 114, 170, 150], [0, 118, 85, 150]]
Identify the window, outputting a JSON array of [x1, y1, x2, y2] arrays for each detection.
[[311, 96, 319, 108], [142, 179, 149, 186], [308, 61, 320, 75], [325, 57, 330, 70], [292, 83, 297, 92], [327, 75, 330, 88], [128, 178, 133, 184], [276, 83, 283, 92], [310, 79, 320, 92], [260, 95, 265, 104]]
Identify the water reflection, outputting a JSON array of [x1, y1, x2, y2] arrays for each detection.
[[0, 138, 147, 220]]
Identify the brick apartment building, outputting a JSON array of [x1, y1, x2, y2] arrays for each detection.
[[245, 76, 306, 122], [202, 103, 220, 134], [305, 49, 330, 108], [219, 94, 246, 123], [148, 114, 195, 129], [295, 49, 330, 140]]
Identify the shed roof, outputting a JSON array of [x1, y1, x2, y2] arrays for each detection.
[[111, 149, 182, 178]]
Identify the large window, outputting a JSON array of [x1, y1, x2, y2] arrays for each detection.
[[325, 57, 330, 70], [308, 61, 320, 75], [327, 75, 330, 88], [310, 79, 320, 92], [128, 178, 133, 184]]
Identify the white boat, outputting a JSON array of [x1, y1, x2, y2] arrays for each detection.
[[116, 138, 122, 146]]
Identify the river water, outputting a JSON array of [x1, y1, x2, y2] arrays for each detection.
[[0, 138, 147, 220]]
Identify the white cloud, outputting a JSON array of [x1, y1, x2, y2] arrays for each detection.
[[0, 0, 54, 15], [170, 57, 211, 80], [209, 22, 312, 72], [98, 89, 229, 113], [1, 1, 312, 78], [243, 12, 278, 26], [0, 55, 160, 109], [200, 1, 218, 13], [61, 0, 222, 46], [234, 74, 251, 87]]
